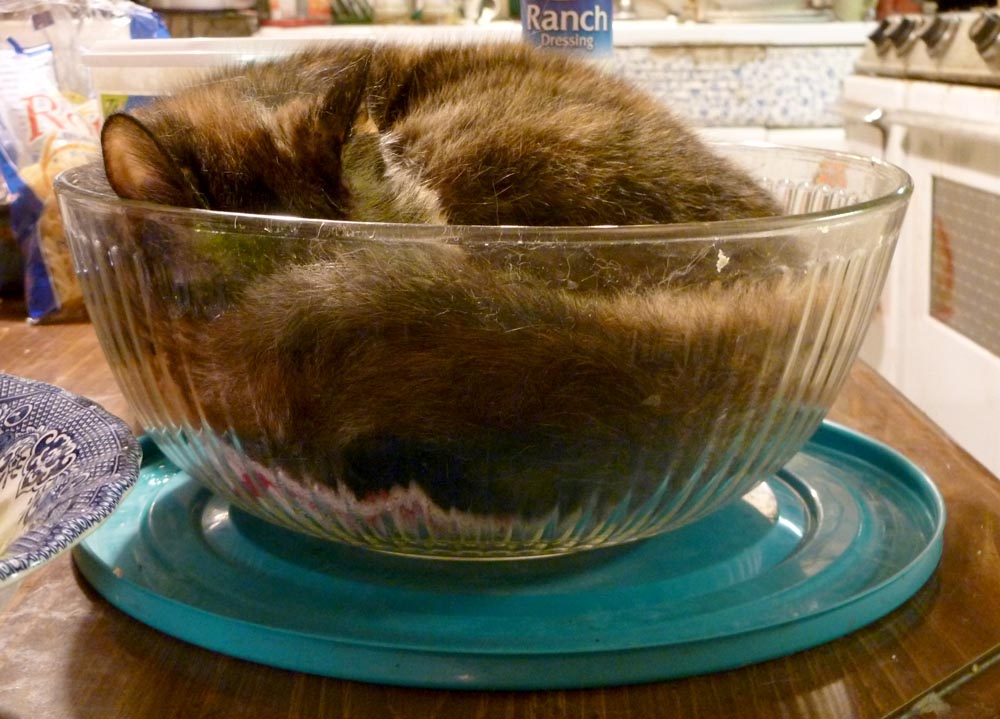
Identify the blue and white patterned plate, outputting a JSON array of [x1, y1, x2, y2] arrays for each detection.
[[0, 373, 141, 609]]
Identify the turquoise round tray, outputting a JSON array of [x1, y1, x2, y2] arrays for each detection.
[[73, 420, 944, 689]]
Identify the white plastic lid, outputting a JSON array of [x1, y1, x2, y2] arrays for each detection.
[[81, 26, 522, 68]]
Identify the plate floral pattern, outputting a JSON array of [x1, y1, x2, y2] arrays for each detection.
[[0, 373, 140, 585]]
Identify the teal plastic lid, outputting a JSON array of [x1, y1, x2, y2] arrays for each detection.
[[73, 420, 944, 689]]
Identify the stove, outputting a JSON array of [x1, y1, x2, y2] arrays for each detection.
[[855, 8, 1000, 85], [842, 4, 1000, 479]]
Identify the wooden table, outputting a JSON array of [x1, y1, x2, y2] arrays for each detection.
[[3, 298, 1000, 719]]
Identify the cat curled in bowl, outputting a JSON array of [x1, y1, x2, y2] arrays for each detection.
[[98, 41, 818, 526]]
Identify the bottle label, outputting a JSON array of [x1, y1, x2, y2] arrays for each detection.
[[521, 0, 613, 56]]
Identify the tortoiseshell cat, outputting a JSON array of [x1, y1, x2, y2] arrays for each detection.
[[102, 42, 778, 225], [99, 42, 811, 520]]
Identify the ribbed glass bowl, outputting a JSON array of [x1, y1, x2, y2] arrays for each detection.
[[55, 144, 910, 558]]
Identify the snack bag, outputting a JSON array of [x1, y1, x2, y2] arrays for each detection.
[[0, 39, 99, 321], [0, 1, 168, 322]]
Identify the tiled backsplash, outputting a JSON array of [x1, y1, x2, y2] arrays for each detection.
[[248, 21, 868, 129], [611, 45, 859, 128]]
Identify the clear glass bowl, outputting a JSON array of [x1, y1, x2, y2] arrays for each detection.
[[55, 144, 911, 558]]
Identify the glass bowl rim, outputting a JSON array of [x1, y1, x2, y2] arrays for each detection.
[[54, 142, 913, 244]]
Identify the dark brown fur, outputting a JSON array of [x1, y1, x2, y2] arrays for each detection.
[[193, 251, 814, 514], [98, 43, 810, 517]]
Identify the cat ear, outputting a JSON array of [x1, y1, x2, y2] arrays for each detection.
[[320, 48, 373, 144], [269, 48, 372, 161], [365, 46, 417, 131], [101, 113, 199, 207]]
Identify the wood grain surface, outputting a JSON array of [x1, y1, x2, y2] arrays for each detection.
[[2, 298, 999, 719]]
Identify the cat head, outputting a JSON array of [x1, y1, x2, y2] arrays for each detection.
[[101, 47, 372, 218]]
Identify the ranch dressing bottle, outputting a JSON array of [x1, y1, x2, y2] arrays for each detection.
[[521, 0, 613, 56]]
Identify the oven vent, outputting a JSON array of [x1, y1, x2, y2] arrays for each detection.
[[930, 176, 1000, 359]]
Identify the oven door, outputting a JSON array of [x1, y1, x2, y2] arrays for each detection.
[[893, 113, 1000, 476], [843, 76, 1000, 476]]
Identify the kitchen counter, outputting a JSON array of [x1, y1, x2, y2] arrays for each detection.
[[253, 19, 875, 47], [3, 299, 1000, 718]]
